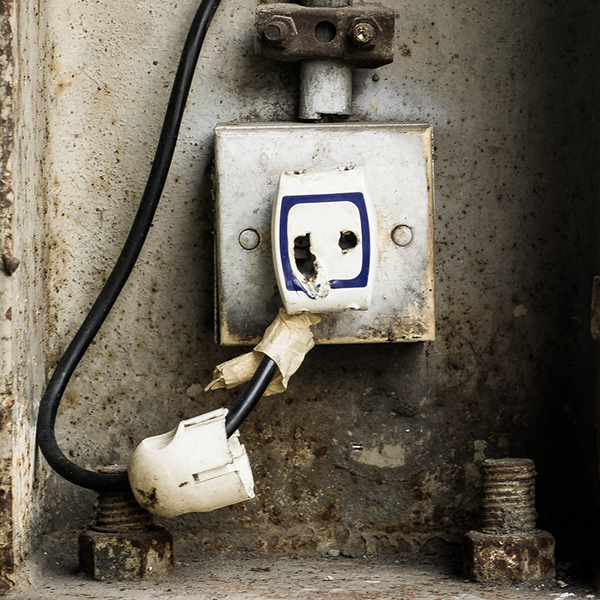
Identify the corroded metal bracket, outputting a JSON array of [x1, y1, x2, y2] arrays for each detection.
[[255, 4, 395, 69]]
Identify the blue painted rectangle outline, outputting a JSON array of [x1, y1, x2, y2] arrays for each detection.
[[279, 192, 371, 295]]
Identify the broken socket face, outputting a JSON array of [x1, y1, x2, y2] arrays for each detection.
[[272, 166, 378, 315]]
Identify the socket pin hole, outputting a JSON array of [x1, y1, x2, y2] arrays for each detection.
[[339, 230, 358, 252], [294, 234, 317, 278], [315, 21, 336, 43]]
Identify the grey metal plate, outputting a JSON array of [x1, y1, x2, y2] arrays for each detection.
[[214, 122, 434, 345]]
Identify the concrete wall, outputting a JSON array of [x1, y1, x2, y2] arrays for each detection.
[[6, 0, 600, 570], [11, 0, 47, 568], [0, 0, 47, 584]]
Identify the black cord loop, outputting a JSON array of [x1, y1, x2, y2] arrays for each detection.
[[36, 0, 244, 493]]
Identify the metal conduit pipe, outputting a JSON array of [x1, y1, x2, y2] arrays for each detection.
[[299, 0, 353, 119]]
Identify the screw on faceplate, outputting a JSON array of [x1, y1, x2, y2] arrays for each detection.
[[263, 17, 294, 46], [480, 458, 537, 534], [239, 228, 261, 251], [391, 224, 413, 247], [351, 22, 376, 46], [463, 458, 555, 582]]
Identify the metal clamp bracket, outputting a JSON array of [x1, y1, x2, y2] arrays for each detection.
[[255, 3, 395, 69]]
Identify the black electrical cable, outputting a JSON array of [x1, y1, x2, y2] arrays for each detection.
[[225, 356, 278, 437], [36, 0, 276, 493]]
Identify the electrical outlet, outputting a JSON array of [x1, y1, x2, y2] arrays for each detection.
[[214, 122, 434, 345], [272, 166, 378, 314]]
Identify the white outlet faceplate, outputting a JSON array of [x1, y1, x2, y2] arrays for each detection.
[[214, 122, 434, 346], [272, 166, 379, 315]]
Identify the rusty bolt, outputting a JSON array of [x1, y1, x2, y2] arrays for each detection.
[[463, 458, 555, 582], [79, 467, 173, 581], [263, 16, 297, 47], [480, 458, 537, 534], [351, 21, 376, 46]]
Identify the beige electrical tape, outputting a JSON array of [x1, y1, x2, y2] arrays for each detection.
[[205, 309, 322, 396]]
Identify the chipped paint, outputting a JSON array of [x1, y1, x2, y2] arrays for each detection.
[[352, 442, 406, 469]]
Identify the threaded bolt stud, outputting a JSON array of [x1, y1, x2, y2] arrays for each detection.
[[480, 458, 537, 534], [463, 457, 555, 582], [79, 466, 174, 580], [92, 490, 153, 533]]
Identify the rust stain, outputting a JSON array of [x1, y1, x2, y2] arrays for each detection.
[[0, 476, 13, 593], [1, 252, 19, 276], [255, 4, 395, 69], [399, 43, 412, 57], [319, 499, 338, 522]]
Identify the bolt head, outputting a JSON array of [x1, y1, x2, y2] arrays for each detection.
[[264, 20, 289, 43], [262, 17, 297, 47], [79, 527, 174, 581], [351, 22, 376, 46], [463, 529, 555, 583]]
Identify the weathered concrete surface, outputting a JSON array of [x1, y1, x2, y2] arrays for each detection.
[[29, 0, 600, 577], [12, 0, 48, 568], [5, 532, 595, 599], [0, 0, 16, 586], [0, 0, 47, 590]]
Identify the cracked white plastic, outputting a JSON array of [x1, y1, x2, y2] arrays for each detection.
[[272, 166, 378, 315], [128, 408, 254, 518]]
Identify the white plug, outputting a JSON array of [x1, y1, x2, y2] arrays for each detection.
[[272, 165, 378, 314], [128, 408, 254, 517]]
